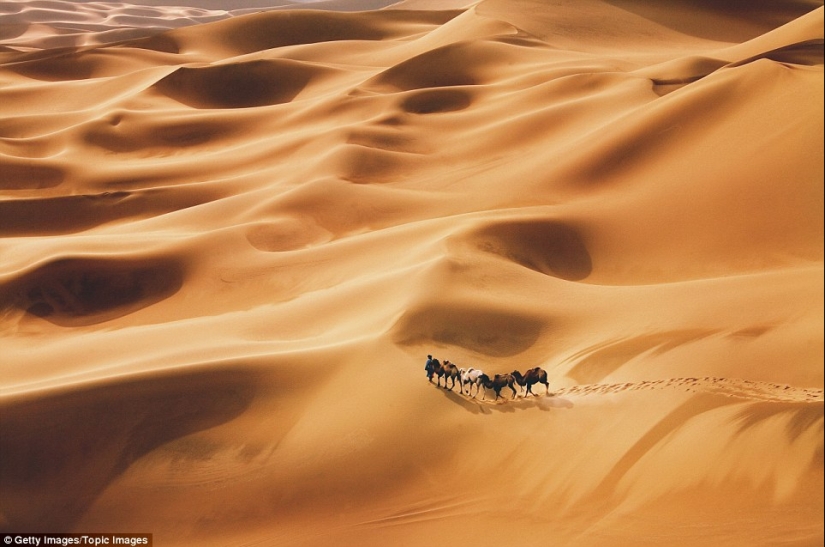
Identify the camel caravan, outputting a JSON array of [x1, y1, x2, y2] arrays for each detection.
[[424, 354, 551, 401]]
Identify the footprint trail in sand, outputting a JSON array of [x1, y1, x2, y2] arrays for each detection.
[[555, 377, 824, 403]]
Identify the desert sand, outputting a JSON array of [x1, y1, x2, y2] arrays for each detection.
[[0, 0, 822, 545]]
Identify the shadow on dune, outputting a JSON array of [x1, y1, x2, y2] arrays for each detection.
[[0, 366, 258, 532], [120, 32, 180, 54], [0, 256, 184, 326], [399, 88, 474, 114], [728, 38, 825, 67], [431, 383, 571, 414], [587, 394, 824, 505], [734, 400, 824, 446], [394, 305, 544, 358], [649, 39, 825, 95], [190, 9, 462, 56], [459, 219, 593, 281], [368, 43, 482, 91], [566, 330, 719, 385], [5, 48, 100, 81], [0, 161, 65, 190], [0, 187, 224, 235], [154, 59, 323, 109], [590, 393, 740, 500], [604, 0, 821, 42], [83, 116, 239, 153], [363, 39, 525, 94]]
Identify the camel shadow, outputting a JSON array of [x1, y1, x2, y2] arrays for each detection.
[[437, 386, 494, 414], [432, 383, 573, 413]]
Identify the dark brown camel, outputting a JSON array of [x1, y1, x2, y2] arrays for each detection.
[[511, 367, 550, 396], [441, 360, 461, 391], [478, 373, 518, 400], [425, 356, 460, 390]]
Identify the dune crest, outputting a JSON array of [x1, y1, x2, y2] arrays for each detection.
[[1, 0, 822, 545]]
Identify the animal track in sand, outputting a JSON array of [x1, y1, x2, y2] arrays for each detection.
[[434, 376, 823, 409], [554, 377, 824, 404]]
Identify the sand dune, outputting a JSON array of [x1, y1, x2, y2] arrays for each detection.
[[0, 0, 822, 545], [0, 0, 407, 50]]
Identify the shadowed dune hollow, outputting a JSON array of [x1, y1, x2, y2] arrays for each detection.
[[0, 257, 184, 326], [154, 59, 326, 108], [465, 219, 593, 280], [0, 367, 257, 531]]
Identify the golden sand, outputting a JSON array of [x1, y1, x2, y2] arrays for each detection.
[[1, 1, 822, 545]]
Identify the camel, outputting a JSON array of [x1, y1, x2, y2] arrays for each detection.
[[425, 356, 459, 390], [459, 367, 484, 397], [511, 367, 550, 396], [478, 373, 518, 400], [441, 360, 461, 391]]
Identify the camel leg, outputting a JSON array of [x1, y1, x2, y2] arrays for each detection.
[[509, 384, 517, 399]]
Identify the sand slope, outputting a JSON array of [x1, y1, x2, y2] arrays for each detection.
[[0, 1, 822, 545]]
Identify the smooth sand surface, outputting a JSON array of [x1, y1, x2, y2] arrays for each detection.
[[1, 0, 822, 545]]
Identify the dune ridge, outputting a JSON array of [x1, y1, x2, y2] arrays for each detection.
[[0, 0, 822, 545]]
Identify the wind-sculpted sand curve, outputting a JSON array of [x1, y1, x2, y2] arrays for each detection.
[[0, 0, 822, 545]]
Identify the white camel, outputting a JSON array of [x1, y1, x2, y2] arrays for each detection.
[[459, 367, 485, 398]]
